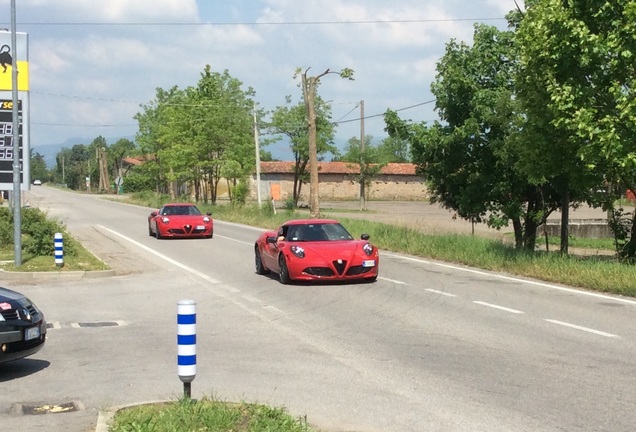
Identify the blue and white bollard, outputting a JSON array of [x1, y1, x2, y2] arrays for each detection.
[[54, 232, 64, 267], [177, 299, 196, 399]]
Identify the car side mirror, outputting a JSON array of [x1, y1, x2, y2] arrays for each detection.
[[266, 236, 277, 244], [150, 211, 158, 217], [206, 212, 212, 216], [361, 233, 370, 241]]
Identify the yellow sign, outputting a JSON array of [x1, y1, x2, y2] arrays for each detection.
[[0, 60, 29, 91]]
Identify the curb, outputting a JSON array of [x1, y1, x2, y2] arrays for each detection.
[[0, 269, 116, 281]]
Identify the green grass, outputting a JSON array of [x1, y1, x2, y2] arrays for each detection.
[[109, 398, 316, 432], [0, 235, 109, 272]]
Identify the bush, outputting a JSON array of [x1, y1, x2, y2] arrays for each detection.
[[0, 207, 77, 257]]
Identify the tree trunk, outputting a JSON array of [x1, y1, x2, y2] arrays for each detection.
[[512, 216, 523, 249], [560, 189, 570, 254], [303, 73, 320, 218]]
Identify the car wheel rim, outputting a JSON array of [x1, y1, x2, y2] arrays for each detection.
[[279, 257, 288, 282], [255, 250, 262, 271]]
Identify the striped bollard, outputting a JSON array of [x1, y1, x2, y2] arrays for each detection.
[[177, 299, 196, 399], [54, 233, 64, 267]]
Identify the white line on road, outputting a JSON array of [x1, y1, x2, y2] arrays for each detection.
[[98, 225, 222, 285], [242, 294, 261, 303], [383, 252, 636, 306], [214, 234, 253, 246], [378, 276, 406, 284], [425, 288, 457, 297], [473, 301, 524, 314], [264, 305, 285, 315], [545, 319, 619, 338]]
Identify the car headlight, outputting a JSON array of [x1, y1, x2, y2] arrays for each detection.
[[203, 216, 210, 223], [162, 217, 170, 223], [290, 245, 305, 258], [363, 243, 374, 256]]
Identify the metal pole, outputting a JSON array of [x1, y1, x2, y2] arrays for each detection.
[[253, 103, 262, 207], [359, 100, 366, 211], [10, 0, 21, 266]]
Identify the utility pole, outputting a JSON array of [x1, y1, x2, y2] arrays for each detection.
[[253, 103, 262, 207], [10, 0, 21, 266], [359, 100, 366, 211]]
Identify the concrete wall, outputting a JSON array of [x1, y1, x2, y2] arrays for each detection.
[[251, 173, 427, 202], [539, 219, 613, 239]]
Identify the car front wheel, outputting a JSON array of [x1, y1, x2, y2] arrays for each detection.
[[278, 255, 291, 284], [255, 247, 269, 275]]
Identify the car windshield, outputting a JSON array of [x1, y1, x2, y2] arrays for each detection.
[[161, 205, 201, 216], [286, 223, 353, 242]]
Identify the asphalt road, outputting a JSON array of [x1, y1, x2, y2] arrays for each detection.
[[1, 187, 635, 432]]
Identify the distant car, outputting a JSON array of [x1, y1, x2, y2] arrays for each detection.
[[148, 203, 213, 239], [254, 219, 379, 284], [0, 286, 47, 364], [33, 179, 42, 185]]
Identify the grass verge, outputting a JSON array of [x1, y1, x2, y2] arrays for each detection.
[[109, 398, 316, 432]]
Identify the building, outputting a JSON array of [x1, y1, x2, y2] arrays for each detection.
[[251, 161, 427, 203]]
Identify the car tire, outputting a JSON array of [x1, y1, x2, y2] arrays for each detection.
[[148, 223, 153, 237], [278, 255, 291, 284], [155, 227, 162, 240], [255, 247, 269, 275]]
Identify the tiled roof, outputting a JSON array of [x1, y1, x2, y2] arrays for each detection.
[[260, 161, 417, 175]]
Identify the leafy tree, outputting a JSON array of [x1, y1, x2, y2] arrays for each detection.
[[516, 0, 636, 259], [376, 136, 411, 163], [267, 95, 338, 207], [29, 149, 48, 182], [109, 138, 136, 190], [386, 23, 559, 250]]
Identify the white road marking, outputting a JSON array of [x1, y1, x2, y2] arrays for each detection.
[[214, 234, 253, 246], [425, 288, 457, 297], [98, 225, 221, 285], [473, 301, 524, 314], [378, 276, 406, 285], [264, 305, 285, 315], [383, 252, 636, 306], [545, 319, 619, 338], [242, 294, 261, 303]]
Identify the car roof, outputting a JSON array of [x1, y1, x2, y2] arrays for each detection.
[[163, 203, 196, 207], [284, 219, 340, 226]]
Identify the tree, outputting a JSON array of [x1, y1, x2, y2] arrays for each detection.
[[297, 67, 354, 217], [29, 150, 48, 182], [516, 0, 636, 259], [386, 23, 559, 250], [109, 138, 136, 193], [376, 136, 411, 163], [267, 95, 338, 207]]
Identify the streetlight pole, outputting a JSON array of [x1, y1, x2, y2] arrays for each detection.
[[10, 0, 21, 266]]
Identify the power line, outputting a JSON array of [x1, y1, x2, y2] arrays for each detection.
[[334, 99, 436, 125], [1, 17, 506, 27]]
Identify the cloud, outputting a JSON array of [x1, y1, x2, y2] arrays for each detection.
[[0, 0, 510, 155]]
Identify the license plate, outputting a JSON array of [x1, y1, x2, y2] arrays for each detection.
[[196, 225, 205, 230], [362, 260, 376, 268], [25, 326, 40, 341]]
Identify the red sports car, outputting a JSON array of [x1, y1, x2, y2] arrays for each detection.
[[148, 203, 213, 239], [254, 219, 379, 284]]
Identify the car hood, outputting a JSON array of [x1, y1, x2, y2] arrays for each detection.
[[0, 287, 26, 302], [290, 240, 368, 259]]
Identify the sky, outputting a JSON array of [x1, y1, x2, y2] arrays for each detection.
[[0, 0, 515, 161]]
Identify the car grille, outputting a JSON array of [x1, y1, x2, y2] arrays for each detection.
[[346, 266, 374, 276], [332, 260, 347, 275], [0, 305, 39, 322], [168, 226, 206, 235], [304, 267, 334, 277]]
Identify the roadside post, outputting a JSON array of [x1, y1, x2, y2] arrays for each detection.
[[54, 232, 63, 267], [177, 299, 196, 399]]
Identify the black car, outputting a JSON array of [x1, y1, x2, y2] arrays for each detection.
[[0, 286, 46, 364]]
